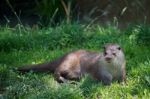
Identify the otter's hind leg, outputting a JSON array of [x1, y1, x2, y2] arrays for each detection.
[[54, 71, 69, 83], [54, 70, 81, 83], [54, 53, 81, 83]]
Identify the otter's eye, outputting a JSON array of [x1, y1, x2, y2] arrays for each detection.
[[117, 47, 121, 50], [113, 53, 116, 56], [104, 52, 107, 55]]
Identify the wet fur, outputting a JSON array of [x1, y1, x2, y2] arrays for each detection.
[[18, 44, 126, 85]]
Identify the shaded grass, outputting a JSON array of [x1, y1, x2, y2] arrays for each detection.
[[0, 23, 150, 98]]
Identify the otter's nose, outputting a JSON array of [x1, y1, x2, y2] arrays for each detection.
[[105, 57, 112, 62]]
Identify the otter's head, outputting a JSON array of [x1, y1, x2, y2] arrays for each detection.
[[103, 44, 124, 63]]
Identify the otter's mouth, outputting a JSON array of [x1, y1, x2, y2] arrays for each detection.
[[105, 58, 112, 63], [106, 61, 111, 63]]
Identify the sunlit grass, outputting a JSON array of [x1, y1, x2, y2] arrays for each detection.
[[0, 23, 150, 98]]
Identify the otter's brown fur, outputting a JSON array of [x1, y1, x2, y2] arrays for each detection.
[[18, 44, 126, 85]]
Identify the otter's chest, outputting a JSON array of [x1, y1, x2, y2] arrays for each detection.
[[102, 62, 122, 79]]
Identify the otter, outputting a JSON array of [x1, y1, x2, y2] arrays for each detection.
[[18, 44, 126, 85]]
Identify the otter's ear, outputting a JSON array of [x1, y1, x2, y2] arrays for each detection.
[[103, 45, 106, 50]]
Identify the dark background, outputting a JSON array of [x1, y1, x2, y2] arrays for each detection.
[[0, 0, 150, 27]]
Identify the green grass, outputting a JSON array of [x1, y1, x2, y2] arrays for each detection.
[[0, 23, 150, 99]]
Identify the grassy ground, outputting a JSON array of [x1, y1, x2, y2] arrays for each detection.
[[0, 23, 150, 99]]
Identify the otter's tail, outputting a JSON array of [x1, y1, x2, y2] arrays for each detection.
[[17, 61, 57, 73]]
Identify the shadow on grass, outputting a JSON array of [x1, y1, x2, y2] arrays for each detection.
[[79, 75, 103, 97]]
